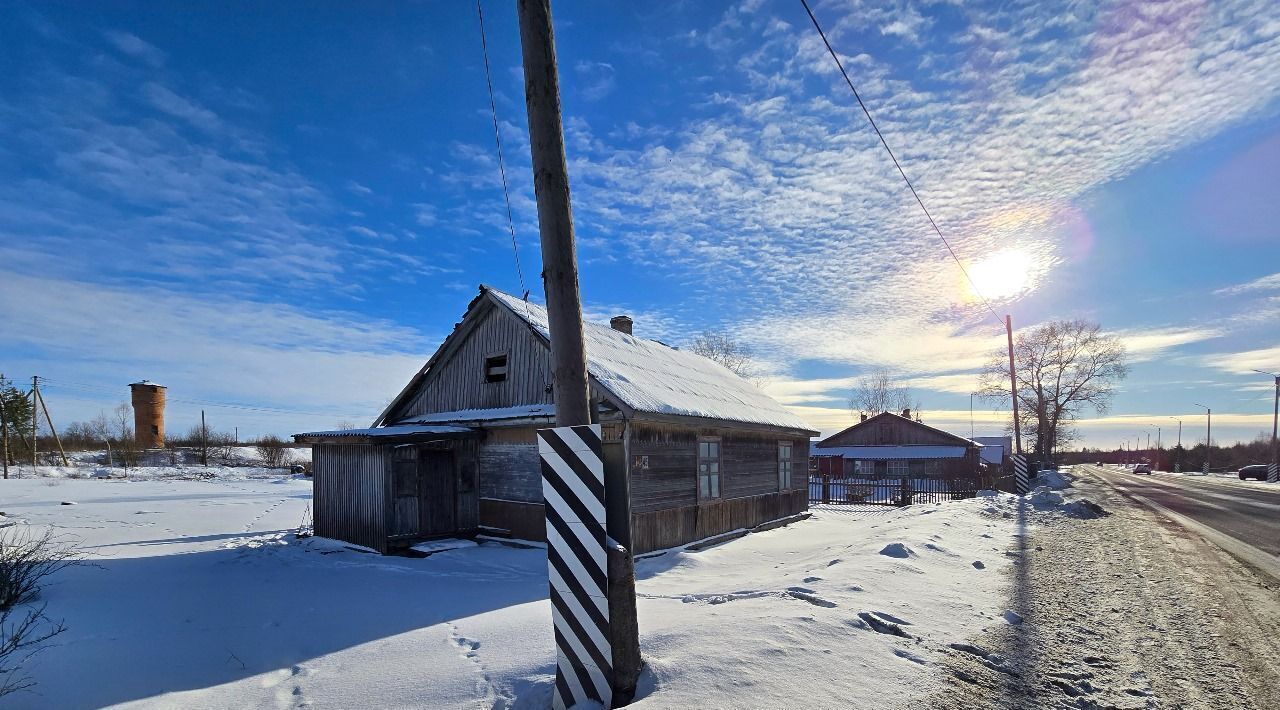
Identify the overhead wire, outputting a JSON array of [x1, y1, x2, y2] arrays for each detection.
[[798, 0, 1005, 327], [476, 0, 532, 306]]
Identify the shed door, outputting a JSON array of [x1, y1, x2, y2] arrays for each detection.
[[420, 450, 456, 536], [391, 446, 421, 537]]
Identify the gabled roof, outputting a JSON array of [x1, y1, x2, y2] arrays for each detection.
[[377, 286, 816, 434], [816, 411, 976, 448]]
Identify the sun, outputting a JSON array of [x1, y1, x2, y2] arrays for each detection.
[[965, 249, 1035, 301]]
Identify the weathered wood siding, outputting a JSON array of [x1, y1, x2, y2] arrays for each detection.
[[478, 433, 542, 504], [629, 422, 811, 512], [631, 489, 808, 554], [398, 305, 554, 418], [820, 414, 968, 447], [313, 444, 388, 553]]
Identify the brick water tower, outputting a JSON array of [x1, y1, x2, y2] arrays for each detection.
[[130, 380, 167, 449]]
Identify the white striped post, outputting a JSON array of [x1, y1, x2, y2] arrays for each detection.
[[1269, 462, 1278, 484], [539, 424, 613, 710], [1013, 455, 1029, 495]]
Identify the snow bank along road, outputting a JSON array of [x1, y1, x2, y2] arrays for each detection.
[[2, 470, 1032, 709], [931, 465, 1280, 709]]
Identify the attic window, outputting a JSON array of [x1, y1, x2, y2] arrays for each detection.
[[484, 353, 508, 383]]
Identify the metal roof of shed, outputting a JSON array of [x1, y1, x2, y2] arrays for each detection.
[[810, 445, 972, 460]]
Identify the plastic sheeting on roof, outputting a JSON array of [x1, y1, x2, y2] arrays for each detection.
[[487, 289, 815, 433], [393, 404, 556, 425], [811, 445, 970, 460]]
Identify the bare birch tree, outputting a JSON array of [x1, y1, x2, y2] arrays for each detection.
[[690, 330, 758, 381], [849, 370, 920, 418], [978, 319, 1127, 458]]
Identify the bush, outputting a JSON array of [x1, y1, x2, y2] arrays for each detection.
[[255, 435, 294, 469], [0, 528, 81, 611], [0, 605, 66, 697]]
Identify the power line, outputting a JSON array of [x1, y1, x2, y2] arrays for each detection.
[[476, 0, 531, 303], [798, 0, 1003, 325], [37, 379, 370, 420]]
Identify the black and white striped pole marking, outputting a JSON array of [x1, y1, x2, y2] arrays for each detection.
[[1269, 462, 1278, 484], [539, 424, 613, 710], [1013, 454, 1029, 495]]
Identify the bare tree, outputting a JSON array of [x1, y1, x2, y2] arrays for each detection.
[[109, 402, 138, 467], [979, 319, 1127, 458], [849, 370, 920, 418], [255, 435, 294, 469], [0, 528, 77, 698], [690, 330, 757, 381]]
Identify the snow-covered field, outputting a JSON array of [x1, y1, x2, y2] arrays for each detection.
[[1, 470, 1042, 709]]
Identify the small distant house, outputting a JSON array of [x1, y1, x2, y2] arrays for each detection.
[[295, 286, 817, 554], [812, 410, 982, 477]]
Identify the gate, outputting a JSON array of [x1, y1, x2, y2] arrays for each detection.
[[809, 456, 983, 507]]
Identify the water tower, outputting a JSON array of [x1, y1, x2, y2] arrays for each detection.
[[130, 381, 167, 448]]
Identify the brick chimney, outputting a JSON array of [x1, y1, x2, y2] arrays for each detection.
[[609, 315, 633, 335], [860, 413, 868, 422], [901, 407, 911, 419]]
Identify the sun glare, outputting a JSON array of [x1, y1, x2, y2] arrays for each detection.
[[965, 249, 1035, 301]]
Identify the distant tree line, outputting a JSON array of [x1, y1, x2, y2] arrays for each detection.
[[1060, 433, 1276, 473]]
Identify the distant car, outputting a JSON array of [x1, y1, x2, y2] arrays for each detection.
[[1239, 464, 1269, 481], [1132, 463, 1152, 474]]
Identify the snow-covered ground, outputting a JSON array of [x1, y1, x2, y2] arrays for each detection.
[[1, 471, 1056, 709]]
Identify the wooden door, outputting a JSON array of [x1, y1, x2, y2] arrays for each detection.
[[391, 446, 421, 537], [419, 450, 456, 536]]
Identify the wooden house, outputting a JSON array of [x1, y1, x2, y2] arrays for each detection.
[[812, 410, 982, 477], [295, 286, 817, 554]]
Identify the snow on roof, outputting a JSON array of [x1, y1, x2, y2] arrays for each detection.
[[392, 404, 556, 425], [486, 288, 816, 433], [811, 445, 971, 460], [297, 424, 474, 439]]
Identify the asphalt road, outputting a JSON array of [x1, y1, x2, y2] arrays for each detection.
[[1082, 464, 1280, 561]]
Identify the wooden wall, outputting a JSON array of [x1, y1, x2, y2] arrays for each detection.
[[630, 489, 808, 554], [629, 422, 810, 513], [397, 305, 554, 418], [313, 444, 388, 553]]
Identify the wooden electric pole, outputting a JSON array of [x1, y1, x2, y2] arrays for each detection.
[[201, 410, 208, 466], [1005, 315, 1023, 456], [0, 374, 9, 479], [30, 377, 38, 467], [33, 378, 69, 466], [517, 0, 590, 429], [517, 0, 640, 700]]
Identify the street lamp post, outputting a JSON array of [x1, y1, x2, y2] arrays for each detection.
[[1252, 370, 1279, 483], [1169, 417, 1182, 472], [1192, 403, 1211, 474]]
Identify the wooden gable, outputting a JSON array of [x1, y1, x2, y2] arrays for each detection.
[[817, 412, 972, 448]]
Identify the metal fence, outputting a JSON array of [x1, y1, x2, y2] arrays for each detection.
[[808, 473, 985, 507]]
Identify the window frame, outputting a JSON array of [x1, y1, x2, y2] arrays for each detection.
[[482, 351, 509, 384], [887, 459, 909, 477], [697, 437, 722, 501], [777, 441, 793, 491]]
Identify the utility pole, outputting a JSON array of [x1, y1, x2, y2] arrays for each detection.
[[969, 392, 974, 439], [201, 410, 208, 466], [0, 374, 9, 479], [33, 378, 69, 466], [517, 0, 639, 700], [1252, 370, 1279, 482], [1005, 316, 1022, 456], [1156, 426, 1161, 471], [30, 377, 38, 467], [1193, 403, 1211, 474]]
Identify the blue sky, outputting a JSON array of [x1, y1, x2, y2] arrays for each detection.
[[2, 0, 1278, 449]]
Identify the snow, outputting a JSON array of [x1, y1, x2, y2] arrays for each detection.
[[392, 404, 556, 426], [297, 424, 474, 438], [814, 445, 972, 459], [0, 472, 1025, 709], [486, 287, 816, 433]]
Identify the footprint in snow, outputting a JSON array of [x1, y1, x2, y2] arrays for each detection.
[[893, 648, 928, 665], [827, 559, 842, 567], [802, 576, 822, 583]]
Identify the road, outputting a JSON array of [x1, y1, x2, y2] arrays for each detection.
[[1082, 464, 1280, 573]]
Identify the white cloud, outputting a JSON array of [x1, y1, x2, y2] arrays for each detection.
[[1201, 344, 1280, 375], [1214, 271, 1280, 296], [102, 30, 166, 66], [142, 82, 222, 134], [1115, 326, 1222, 361]]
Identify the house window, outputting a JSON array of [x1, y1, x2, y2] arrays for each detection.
[[778, 443, 793, 490], [887, 460, 909, 477], [483, 353, 508, 383], [697, 439, 721, 500]]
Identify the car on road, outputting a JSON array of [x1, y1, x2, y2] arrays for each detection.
[[1238, 464, 1269, 481], [1132, 463, 1152, 474]]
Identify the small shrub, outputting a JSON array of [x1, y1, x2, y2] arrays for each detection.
[[255, 436, 294, 469], [0, 528, 81, 611], [0, 605, 66, 698]]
